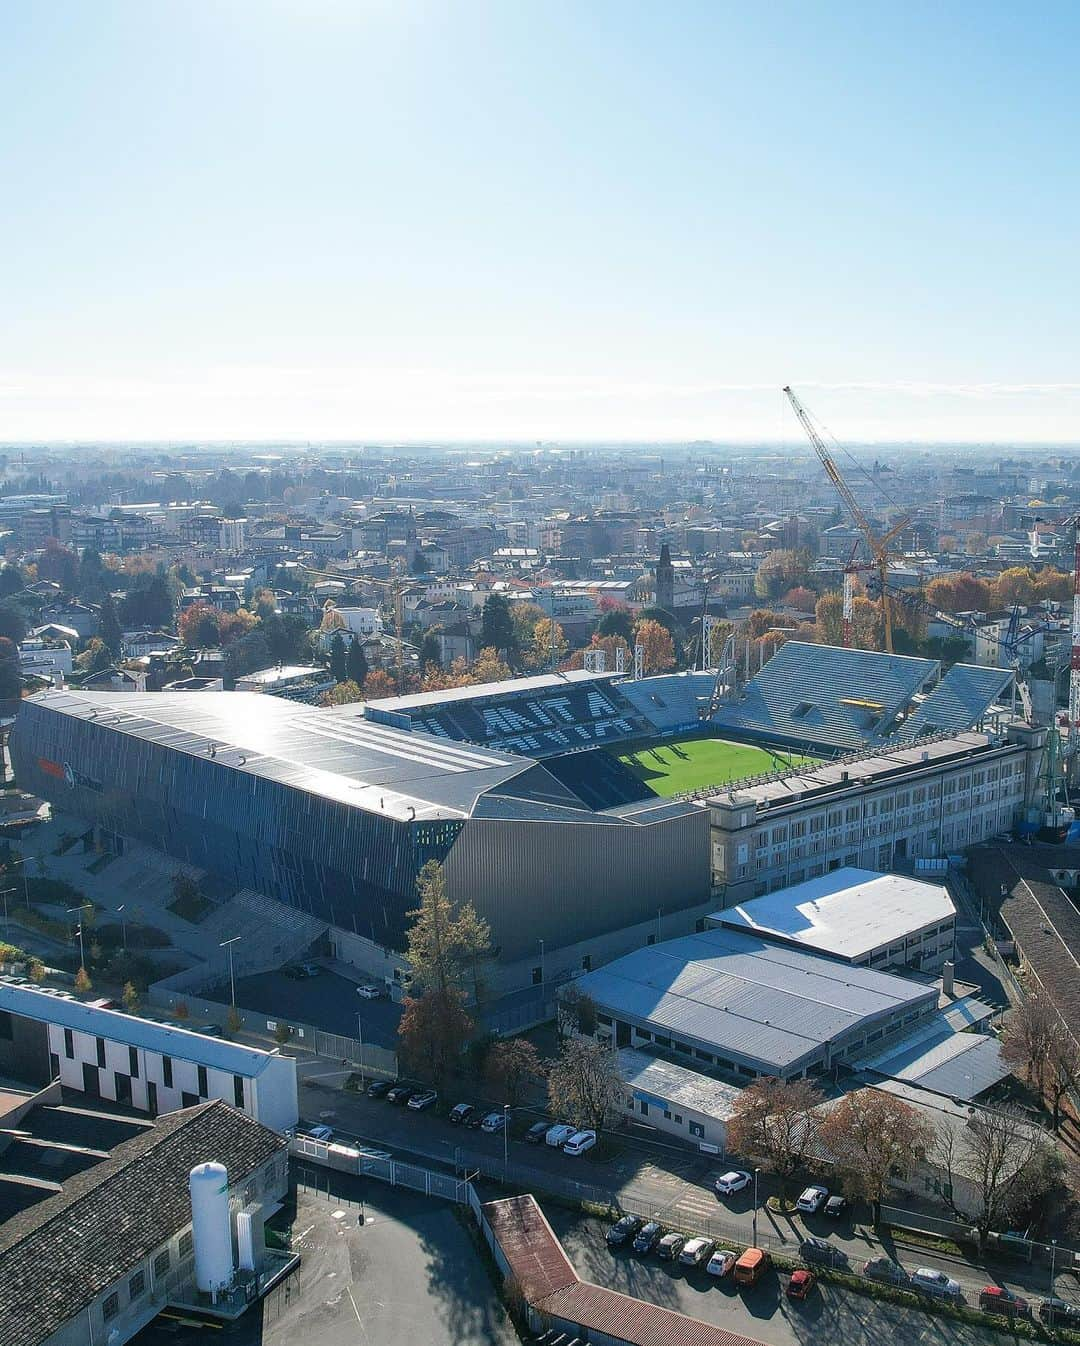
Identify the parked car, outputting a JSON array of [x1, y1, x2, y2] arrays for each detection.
[[357, 983, 386, 999], [632, 1221, 664, 1254], [367, 1079, 394, 1099], [734, 1247, 770, 1287], [979, 1286, 1030, 1317], [307, 1124, 333, 1141], [824, 1195, 848, 1218], [863, 1256, 910, 1286], [463, 1109, 485, 1129], [407, 1088, 438, 1111], [386, 1084, 416, 1105], [657, 1233, 687, 1261], [606, 1214, 644, 1248], [714, 1170, 752, 1196], [480, 1111, 507, 1133], [1040, 1298, 1080, 1326], [911, 1267, 962, 1300], [788, 1269, 816, 1300], [525, 1121, 550, 1144], [448, 1102, 476, 1125], [679, 1237, 715, 1268], [707, 1249, 738, 1278], [283, 963, 320, 979], [795, 1185, 829, 1215], [563, 1129, 597, 1156], [800, 1236, 848, 1267], [545, 1123, 577, 1148]]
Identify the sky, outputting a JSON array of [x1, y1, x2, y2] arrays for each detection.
[[1, 0, 1079, 444]]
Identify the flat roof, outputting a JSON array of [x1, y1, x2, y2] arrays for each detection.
[[574, 928, 937, 1074], [20, 689, 536, 821], [713, 867, 954, 961], [617, 1048, 741, 1121], [856, 1025, 1008, 1101], [0, 984, 282, 1076]]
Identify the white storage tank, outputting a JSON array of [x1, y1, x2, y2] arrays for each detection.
[[189, 1162, 233, 1295]]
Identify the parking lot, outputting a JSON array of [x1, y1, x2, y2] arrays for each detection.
[[131, 1176, 516, 1346], [546, 1208, 1020, 1346], [201, 968, 402, 1046]]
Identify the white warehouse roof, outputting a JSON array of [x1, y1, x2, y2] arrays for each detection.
[[712, 867, 954, 963], [617, 1048, 741, 1121]]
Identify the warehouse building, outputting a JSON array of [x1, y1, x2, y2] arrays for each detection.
[[572, 927, 939, 1081], [0, 984, 298, 1131], [11, 689, 710, 970], [709, 727, 1041, 905], [0, 1087, 288, 1346], [711, 867, 956, 973]]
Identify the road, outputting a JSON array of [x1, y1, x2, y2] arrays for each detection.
[[296, 1067, 1079, 1313]]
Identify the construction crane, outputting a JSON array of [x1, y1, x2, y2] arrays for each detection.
[[783, 385, 909, 654]]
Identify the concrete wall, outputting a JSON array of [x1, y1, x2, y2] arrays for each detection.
[[0, 1009, 50, 1084]]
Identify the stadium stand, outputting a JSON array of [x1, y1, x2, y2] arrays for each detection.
[[895, 663, 1014, 742], [712, 641, 939, 753], [618, 671, 712, 734], [544, 747, 657, 809], [365, 671, 655, 756]]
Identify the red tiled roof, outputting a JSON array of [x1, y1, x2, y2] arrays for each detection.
[[482, 1194, 768, 1346]]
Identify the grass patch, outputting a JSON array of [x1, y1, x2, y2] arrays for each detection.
[[883, 1225, 968, 1258], [614, 735, 818, 796]]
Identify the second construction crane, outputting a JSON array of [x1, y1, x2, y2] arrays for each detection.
[[783, 385, 909, 653]]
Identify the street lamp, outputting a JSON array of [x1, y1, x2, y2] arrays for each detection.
[[503, 1103, 510, 1172], [116, 903, 127, 952], [0, 886, 16, 939], [539, 939, 545, 989], [356, 1013, 365, 1084], [219, 936, 242, 1009], [66, 904, 93, 972], [1051, 1238, 1058, 1295], [4, 854, 29, 909], [752, 1167, 761, 1247]]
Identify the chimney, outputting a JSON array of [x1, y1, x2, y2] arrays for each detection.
[[942, 960, 955, 997]]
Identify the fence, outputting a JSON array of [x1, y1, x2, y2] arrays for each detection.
[[291, 1135, 473, 1205], [145, 985, 398, 1078]]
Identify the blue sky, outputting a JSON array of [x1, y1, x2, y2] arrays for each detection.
[[1, 0, 1078, 442]]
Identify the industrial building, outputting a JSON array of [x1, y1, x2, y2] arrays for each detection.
[[712, 867, 956, 973], [572, 927, 939, 1080], [615, 1047, 740, 1150], [11, 688, 710, 967], [0, 984, 298, 1131], [0, 1085, 288, 1346], [709, 727, 1041, 905]]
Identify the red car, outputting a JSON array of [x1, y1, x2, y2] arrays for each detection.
[[788, 1269, 816, 1300], [979, 1286, 1029, 1317]]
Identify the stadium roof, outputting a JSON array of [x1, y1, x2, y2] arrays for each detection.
[[574, 927, 937, 1076], [712, 641, 939, 751], [713, 867, 954, 962], [360, 667, 619, 713], [21, 689, 540, 822]]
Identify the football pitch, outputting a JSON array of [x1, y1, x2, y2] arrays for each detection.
[[614, 735, 819, 797]]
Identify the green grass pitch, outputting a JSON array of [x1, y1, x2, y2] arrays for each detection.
[[613, 736, 819, 796]]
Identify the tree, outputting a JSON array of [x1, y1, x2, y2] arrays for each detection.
[[1034, 568, 1072, 606], [925, 572, 992, 614], [782, 586, 817, 613], [346, 637, 369, 686], [818, 1088, 934, 1223], [597, 605, 634, 643], [813, 593, 881, 649], [0, 602, 26, 647], [224, 630, 272, 682], [99, 594, 122, 656], [470, 646, 514, 684], [510, 602, 546, 655], [547, 1036, 620, 1132], [481, 592, 516, 659], [633, 618, 675, 674], [74, 965, 92, 993], [178, 601, 221, 648], [77, 547, 106, 603], [0, 565, 24, 599], [556, 986, 598, 1044], [486, 1037, 544, 1106], [398, 988, 475, 1090], [933, 1104, 1059, 1249], [122, 980, 140, 1014], [991, 567, 1037, 608], [726, 1077, 825, 1202], [0, 637, 22, 699], [404, 860, 493, 1001], [321, 679, 364, 706], [530, 619, 567, 671], [329, 632, 348, 683], [755, 548, 812, 601], [37, 539, 78, 591], [1002, 995, 1080, 1130], [418, 633, 441, 671], [363, 668, 397, 698]]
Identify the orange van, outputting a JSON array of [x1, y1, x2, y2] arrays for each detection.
[[734, 1247, 770, 1287]]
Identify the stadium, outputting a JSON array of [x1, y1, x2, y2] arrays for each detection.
[[11, 644, 1017, 984]]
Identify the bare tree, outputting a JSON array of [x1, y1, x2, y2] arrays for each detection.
[[486, 1037, 544, 1107], [1001, 995, 1059, 1098], [818, 1088, 934, 1223], [726, 1077, 824, 1202], [933, 1104, 1059, 1250], [555, 986, 598, 1044], [1045, 1019, 1080, 1131], [547, 1037, 620, 1132]]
